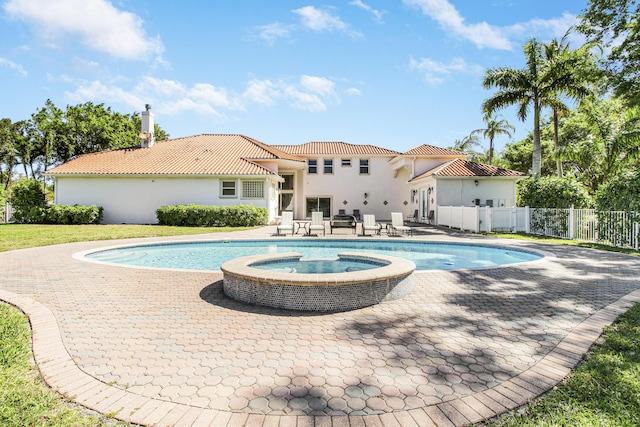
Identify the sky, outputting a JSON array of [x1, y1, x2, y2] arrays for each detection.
[[0, 0, 588, 154]]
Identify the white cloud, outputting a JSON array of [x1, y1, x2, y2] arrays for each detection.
[[284, 86, 327, 112], [506, 12, 581, 43], [346, 87, 362, 96], [242, 75, 340, 111], [253, 22, 293, 45], [350, 0, 384, 23], [293, 6, 362, 38], [63, 73, 342, 120], [403, 0, 512, 50], [243, 79, 280, 105], [0, 57, 27, 76], [65, 80, 144, 108], [3, 0, 164, 60], [408, 56, 471, 85], [300, 75, 335, 95]]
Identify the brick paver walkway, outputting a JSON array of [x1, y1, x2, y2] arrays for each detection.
[[1, 226, 640, 426]]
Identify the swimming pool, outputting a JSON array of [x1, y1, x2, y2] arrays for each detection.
[[83, 239, 543, 271]]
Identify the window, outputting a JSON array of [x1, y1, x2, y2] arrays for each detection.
[[341, 158, 351, 167], [324, 159, 333, 174], [221, 180, 236, 197], [242, 181, 264, 198], [306, 197, 331, 218], [359, 159, 370, 174], [308, 159, 317, 174]]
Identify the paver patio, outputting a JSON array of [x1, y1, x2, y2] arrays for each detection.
[[1, 226, 640, 426]]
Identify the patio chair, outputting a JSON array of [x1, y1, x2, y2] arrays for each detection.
[[407, 209, 419, 222], [306, 211, 326, 236], [352, 209, 361, 221], [276, 211, 294, 236], [361, 214, 381, 236], [388, 212, 412, 237]]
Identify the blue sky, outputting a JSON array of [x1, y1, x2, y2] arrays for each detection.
[[0, 0, 587, 153]]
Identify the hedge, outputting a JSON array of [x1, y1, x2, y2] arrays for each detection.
[[42, 204, 103, 225], [156, 204, 268, 227]]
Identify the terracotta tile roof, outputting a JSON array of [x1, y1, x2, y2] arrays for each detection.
[[403, 144, 466, 156], [411, 159, 526, 181], [273, 141, 400, 156], [46, 134, 304, 176]]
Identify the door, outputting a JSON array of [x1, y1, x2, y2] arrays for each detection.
[[278, 174, 294, 214], [305, 197, 331, 218]]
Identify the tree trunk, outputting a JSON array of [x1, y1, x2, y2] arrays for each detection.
[[488, 136, 493, 165], [532, 103, 542, 176], [553, 110, 563, 177]]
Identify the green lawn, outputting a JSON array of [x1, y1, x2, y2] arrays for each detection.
[[0, 223, 253, 252], [0, 224, 638, 426]]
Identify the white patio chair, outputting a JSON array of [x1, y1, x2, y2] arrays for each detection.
[[361, 214, 381, 236], [276, 211, 294, 236], [389, 212, 412, 237], [306, 211, 325, 236]]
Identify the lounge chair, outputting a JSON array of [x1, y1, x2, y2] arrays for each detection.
[[361, 214, 381, 236], [276, 211, 294, 236], [407, 209, 419, 222], [388, 212, 412, 236], [307, 211, 326, 236]]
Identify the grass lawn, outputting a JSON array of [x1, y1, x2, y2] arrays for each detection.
[[0, 224, 638, 426], [0, 223, 254, 252]]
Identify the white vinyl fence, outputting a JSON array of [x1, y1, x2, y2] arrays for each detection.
[[436, 206, 640, 250]]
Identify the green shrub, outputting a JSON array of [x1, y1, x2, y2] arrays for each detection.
[[42, 205, 103, 225], [8, 179, 47, 224], [517, 176, 592, 208], [156, 204, 267, 227], [595, 171, 640, 212]]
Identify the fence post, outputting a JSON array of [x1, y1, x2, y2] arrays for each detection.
[[569, 207, 575, 240], [487, 206, 493, 233], [525, 206, 530, 234], [474, 205, 480, 233]]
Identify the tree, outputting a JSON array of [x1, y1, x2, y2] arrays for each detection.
[[449, 133, 480, 153], [560, 98, 640, 193], [8, 178, 47, 223], [482, 37, 596, 176], [517, 176, 592, 208], [579, 0, 640, 105], [471, 114, 515, 165], [542, 32, 601, 176], [502, 131, 556, 176], [0, 118, 17, 190]]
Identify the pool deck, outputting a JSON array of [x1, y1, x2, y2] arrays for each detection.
[[1, 225, 640, 426]]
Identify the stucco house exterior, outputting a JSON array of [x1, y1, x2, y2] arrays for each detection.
[[46, 110, 525, 224]]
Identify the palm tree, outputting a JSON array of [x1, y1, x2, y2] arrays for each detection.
[[543, 31, 598, 177], [449, 133, 481, 161], [471, 114, 515, 165], [482, 36, 595, 176]]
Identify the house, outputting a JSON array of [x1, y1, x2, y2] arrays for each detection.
[[46, 108, 525, 224]]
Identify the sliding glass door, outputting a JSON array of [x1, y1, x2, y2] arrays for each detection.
[[305, 197, 331, 218]]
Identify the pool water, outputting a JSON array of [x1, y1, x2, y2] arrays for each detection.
[[85, 239, 542, 271], [250, 258, 388, 274]]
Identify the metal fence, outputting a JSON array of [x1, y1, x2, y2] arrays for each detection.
[[436, 206, 640, 250]]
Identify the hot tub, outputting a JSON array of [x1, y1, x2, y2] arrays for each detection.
[[221, 252, 415, 312]]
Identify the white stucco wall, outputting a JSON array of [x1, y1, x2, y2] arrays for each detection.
[[54, 176, 270, 224], [435, 178, 516, 208], [300, 156, 411, 220]]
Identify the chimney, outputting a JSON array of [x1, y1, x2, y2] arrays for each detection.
[[140, 104, 155, 148]]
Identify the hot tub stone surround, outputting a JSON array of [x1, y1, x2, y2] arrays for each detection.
[[221, 252, 416, 312]]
